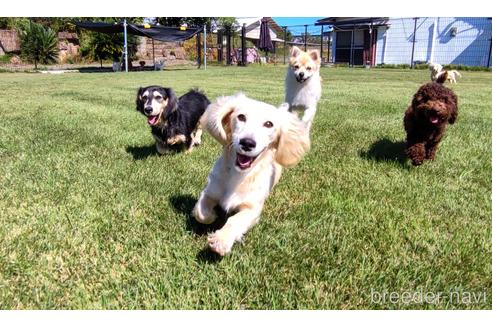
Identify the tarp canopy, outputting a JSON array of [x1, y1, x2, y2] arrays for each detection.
[[74, 21, 201, 42]]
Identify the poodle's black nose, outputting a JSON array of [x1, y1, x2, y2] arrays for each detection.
[[239, 138, 256, 151], [144, 106, 153, 114]]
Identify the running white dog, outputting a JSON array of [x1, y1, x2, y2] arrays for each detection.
[[429, 62, 443, 81], [193, 93, 310, 256]]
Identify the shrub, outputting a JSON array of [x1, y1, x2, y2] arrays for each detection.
[[375, 63, 492, 71], [18, 21, 59, 69], [0, 54, 13, 64]]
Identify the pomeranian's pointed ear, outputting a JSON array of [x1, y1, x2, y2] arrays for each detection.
[[290, 46, 301, 57], [275, 111, 310, 168], [201, 94, 242, 145], [309, 49, 321, 64]]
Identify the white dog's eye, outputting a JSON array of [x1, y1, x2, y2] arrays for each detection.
[[294, 65, 300, 69], [306, 67, 312, 71], [264, 121, 273, 128], [237, 114, 247, 122]]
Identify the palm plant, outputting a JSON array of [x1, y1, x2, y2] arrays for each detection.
[[18, 21, 59, 69]]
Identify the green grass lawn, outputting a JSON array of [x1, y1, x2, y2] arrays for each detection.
[[0, 66, 491, 309]]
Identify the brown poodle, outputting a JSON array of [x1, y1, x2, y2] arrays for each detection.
[[404, 82, 458, 166]]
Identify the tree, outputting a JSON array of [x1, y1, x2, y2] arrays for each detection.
[[0, 17, 30, 30], [216, 17, 237, 29], [18, 21, 59, 69]]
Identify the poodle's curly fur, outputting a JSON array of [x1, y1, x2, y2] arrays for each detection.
[[404, 82, 458, 166]]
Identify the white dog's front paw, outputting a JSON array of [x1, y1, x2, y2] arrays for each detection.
[[207, 229, 234, 256], [193, 203, 216, 224]]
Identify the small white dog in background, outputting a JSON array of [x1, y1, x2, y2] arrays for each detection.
[[285, 46, 322, 131], [193, 93, 310, 256], [429, 62, 443, 81]]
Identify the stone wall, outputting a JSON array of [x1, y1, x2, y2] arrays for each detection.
[[136, 37, 188, 61], [57, 32, 80, 63], [0, 29, 190, 64], [0, 29, 20, 55]]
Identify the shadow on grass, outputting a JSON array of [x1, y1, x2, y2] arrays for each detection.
[[78, 67, 114, 73], [359, 138, 409, 167], [169, 194, 227, 264], [196, 248, 224, 264], [126, 143, 189, 160], [126, 144, 159, 160]]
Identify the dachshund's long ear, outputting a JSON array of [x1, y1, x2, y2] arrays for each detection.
[[136, 87, 144, 109], [275, 109, 311, 168], [200, 94, 240, 145], [448, 92, 458, 124], [164, 88, 178, 112]]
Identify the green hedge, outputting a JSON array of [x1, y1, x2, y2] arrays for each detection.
[[375, 63, 492, 71]]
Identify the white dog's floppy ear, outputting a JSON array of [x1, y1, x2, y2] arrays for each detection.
[[275, 111, 311, 168], [290, 46, 301, 58], [201, 94, 241, 145], [308, 49, 321, 65]]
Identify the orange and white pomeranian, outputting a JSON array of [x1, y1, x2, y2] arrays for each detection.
[[284, 46, 322, 131]]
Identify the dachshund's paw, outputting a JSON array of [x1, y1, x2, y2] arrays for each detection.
[[167, 134, 186, 145]]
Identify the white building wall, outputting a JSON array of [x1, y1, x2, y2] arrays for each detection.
[[375, 17, 492, 66]]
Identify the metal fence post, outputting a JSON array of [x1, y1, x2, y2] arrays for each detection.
[[203, 24, 207, 70], [226, 26, 232, 65], [327, 31, 331, 63], [411, 17, 418, 68], [241, 23, 247, 66], [283, 26, 287, 64], [123, 19, 128, 73], [350, 27, 354, 67], [217, 29, 223, 64], [320, 25, 324, 63], [488, 35, 492, 68], [304, 25, 308, 51]]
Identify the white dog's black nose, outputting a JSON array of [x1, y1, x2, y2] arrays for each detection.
[[239, 138, 256, 151], [299, 72, 304, 78], [144, 106, 153, 114]]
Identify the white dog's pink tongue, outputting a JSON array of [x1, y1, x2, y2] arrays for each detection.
[[236, 153, 254, 169], [147, 115, 158, 125]]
